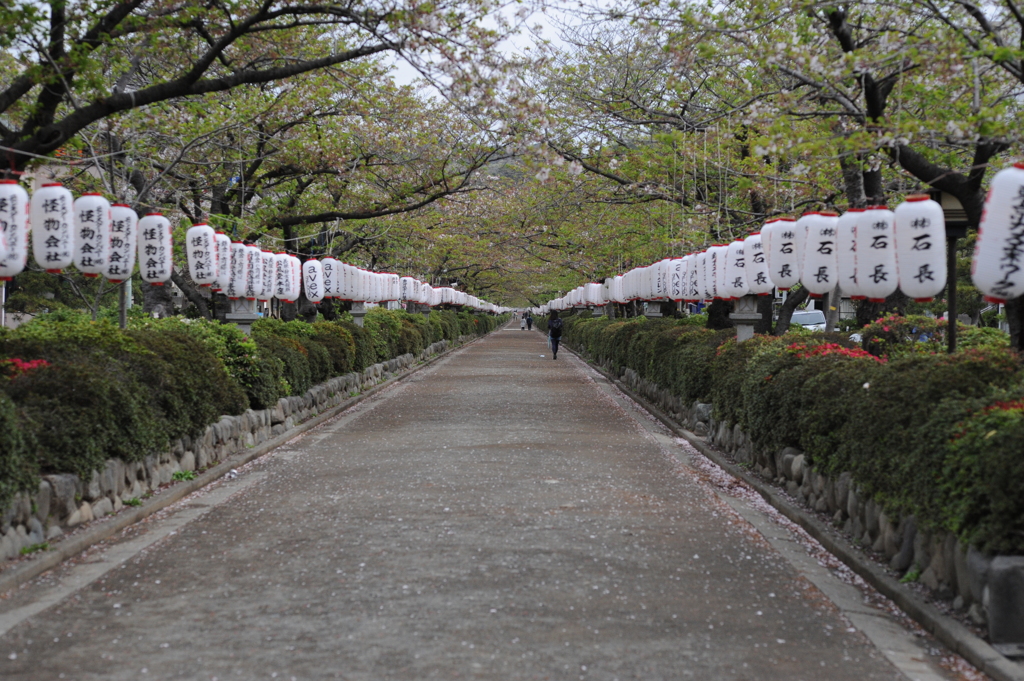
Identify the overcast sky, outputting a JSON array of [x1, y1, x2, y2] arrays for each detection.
[[387, 2, 574, 88]]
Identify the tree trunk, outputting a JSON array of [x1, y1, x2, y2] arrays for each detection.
[[825, 285, 841, 332], [705, 299, 734, 329], [773, 287, 810, 335], [170, 270, 211, 319], [839, 155, 867, 208], [319, 299, 339, 321], [296, 291, 318, 323], [853, 290, 907, 328], [754, 295, 774, 334], [142, 281, 175, 317], [1007, 297, 1024, 350]]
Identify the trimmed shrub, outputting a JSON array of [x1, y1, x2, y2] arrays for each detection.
[[832, 348, 1021, 517], [3, 355, 165, 476], [398, 319, 426, 356], [861, 314, 945, 358], [252, 332, 311, 397], [943, 392, 1024, 554], [126, 328, 248, 440], [0, 384, 38, 512], [128, 317, 266, 407], [337, 321, 375, 372], [311, 322, 356, 375], [365, 308, 403, 362]]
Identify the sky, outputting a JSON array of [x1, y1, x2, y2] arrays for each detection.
[[387, 2, 576, 88]]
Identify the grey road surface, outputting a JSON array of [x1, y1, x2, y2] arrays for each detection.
[[0, 325, 975, 680]]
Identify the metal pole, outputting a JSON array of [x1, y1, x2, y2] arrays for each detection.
[[119, 281, 128, 330], [0, 281, 5, 329], [947, 235, 958, 353]]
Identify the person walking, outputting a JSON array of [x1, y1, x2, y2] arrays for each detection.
[[525, 313, 533, 331], [548, 310, 563, 359], [520, 315, 526, 330]]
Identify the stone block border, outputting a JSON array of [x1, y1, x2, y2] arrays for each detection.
[[0, 333, 485, 595], [567, 345, 1024, 681]]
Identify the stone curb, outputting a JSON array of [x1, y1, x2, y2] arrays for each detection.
[[567, 345, 1024, 681], [0, 331, 490, 598]]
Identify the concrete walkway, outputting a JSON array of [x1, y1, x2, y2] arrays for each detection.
[[0, 324, 978, 680]]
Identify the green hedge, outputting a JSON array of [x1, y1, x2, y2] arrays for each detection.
[[0, 308, 506, 511], [561, 314, 1024, 554]]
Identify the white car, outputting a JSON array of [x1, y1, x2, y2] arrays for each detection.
[[790, 309, 826, 331]]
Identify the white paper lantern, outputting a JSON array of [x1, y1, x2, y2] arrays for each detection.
[[585, 282, 605, 305], [288, 255, 302, 302], [336, 264, 353, 300], [743, 234, 773, 295], [258, 250, 274, 301], [801, 212, 840, 297], [384, 273, 400, 301], [367, 272, 381, 303], [429, 287, 441, 307], [652, 259, 670, 299], [612, 275, 626, 303], [0, 180, 30, 280], [348, 268, 362, 302], [71, 193, 111, 278], [856, 206, 898, 302], [974, 163, 1024, 302], [31, 183, 74, 273], [894, 195, 947, 302], [103, 204, 138, 283], [400, 276, 417, 301], [185, 223, 216, 286], [688, 253, 704, 299], [322, 258, 340, 298], [643, 266, 655, 300], [669, 258, 686, 301], [707, 245, 728, 299], [272, 253, 289, 300], [226, 242, 247, 299], [693, 252, 708, 300], [763, 217, 801, 290], [138, 213, 173, 284], [620, 270, 635, 300], [837, 210, 865, 299], [420, 282, 432, 305], [0, 205, 7, 262], [210, 232, 230, 291], [722, 240, 750, 299], [244, 246, 263, 300], [360, 269, 373, 302], [303, 259, 325, 303]]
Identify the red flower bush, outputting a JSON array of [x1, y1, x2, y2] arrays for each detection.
[[786, 342, 885, 363], [0, 358, 51, 378]]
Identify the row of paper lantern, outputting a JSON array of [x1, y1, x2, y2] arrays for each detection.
[[544, 197, 952, 310], [0, 181, 503, 311], [542, 163, 1024, 311], [0, 181, 173, 284]]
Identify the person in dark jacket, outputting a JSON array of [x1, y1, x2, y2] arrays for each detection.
[[525, 313, 533, 331], [548, 310, 563, 359]]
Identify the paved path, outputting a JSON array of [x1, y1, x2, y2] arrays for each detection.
[[0, 325, 978, 680]]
